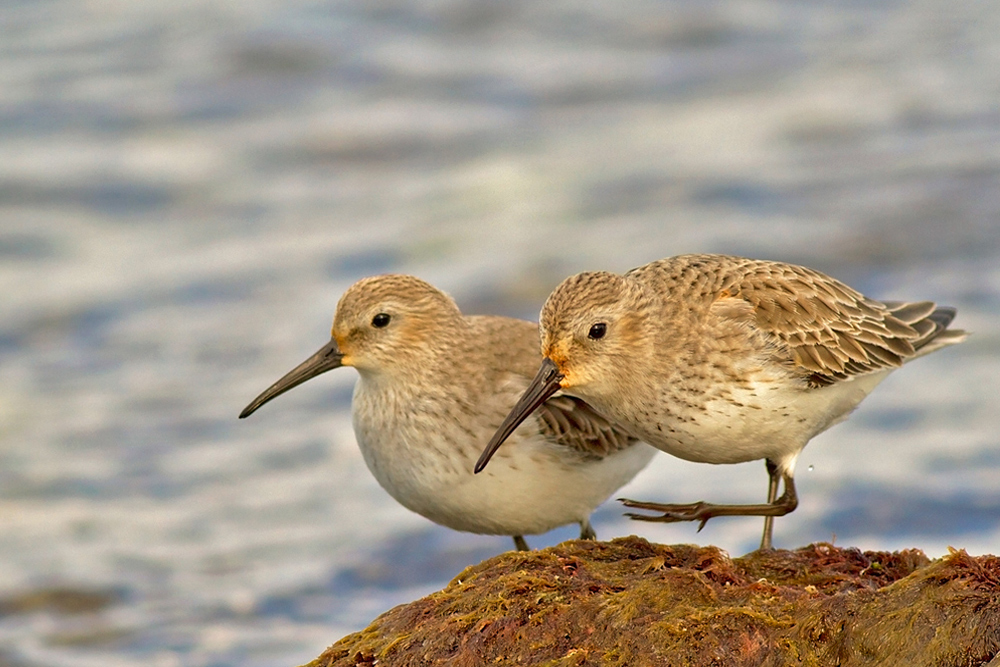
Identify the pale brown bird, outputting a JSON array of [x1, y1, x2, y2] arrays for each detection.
[[240, 275, 655, 551], [476, 254, 967, 549]]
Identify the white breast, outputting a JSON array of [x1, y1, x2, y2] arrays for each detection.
[[350, 376, 655, 536], [614, 369, 894, 468]]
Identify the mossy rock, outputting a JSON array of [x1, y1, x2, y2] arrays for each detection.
[[307, 537, 1000, 666]]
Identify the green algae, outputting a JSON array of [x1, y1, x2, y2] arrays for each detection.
[[307, 538, 1000, 667]]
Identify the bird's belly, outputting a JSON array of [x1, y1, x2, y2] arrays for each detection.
[[631, 375, 885, 465], [645, 403, 808, 464], [354, 413, 654, 536]]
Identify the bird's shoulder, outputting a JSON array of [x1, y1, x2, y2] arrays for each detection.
[[463, 314, 541, 377]]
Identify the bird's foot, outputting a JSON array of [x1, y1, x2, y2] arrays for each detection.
[[619, 492, 798, 534], [619, 498, 717, 531]]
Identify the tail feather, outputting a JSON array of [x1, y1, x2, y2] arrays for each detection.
[[926, 306, 957, 330], [908, 304, 966, 359], [884, 300, 938, 324]]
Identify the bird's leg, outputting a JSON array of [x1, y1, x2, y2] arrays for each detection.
[[513, 535, 530, 551], [619, 469, 798, 535], [760, 459, 780, 550], [579, 519, 596, 540]]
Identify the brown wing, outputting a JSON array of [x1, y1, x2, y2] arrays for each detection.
[[714, 260, 964, 387], [535, 395, 638, 458]]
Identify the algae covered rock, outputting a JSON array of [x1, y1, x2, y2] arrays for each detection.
[[308, 537, 1000, 667]]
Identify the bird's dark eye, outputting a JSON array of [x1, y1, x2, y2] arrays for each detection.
[[372, 313, 391, 328], [588, 322, 607, 340]]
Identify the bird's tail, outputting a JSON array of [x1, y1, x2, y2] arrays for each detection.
[[883, 301, 968, 359]]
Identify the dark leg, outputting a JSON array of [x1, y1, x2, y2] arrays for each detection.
[[760, 459, 780, 550], [619, 469, 799, 538], [579, 519, 596, 540], [513, 535, 530, 551]]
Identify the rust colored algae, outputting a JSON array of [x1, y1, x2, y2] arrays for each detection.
[[307, 538, 1000, 667]]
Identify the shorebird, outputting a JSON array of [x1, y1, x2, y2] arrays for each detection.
[[476, 254, 967, 549], [240, 275, 655, 551]]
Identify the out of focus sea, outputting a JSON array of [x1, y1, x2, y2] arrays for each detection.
[[1, 1, 998, 666]]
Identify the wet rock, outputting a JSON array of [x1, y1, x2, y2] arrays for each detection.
[[306, 537, 1000, 667]]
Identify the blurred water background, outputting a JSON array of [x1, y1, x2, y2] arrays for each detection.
[[1, 1, 998, 665]]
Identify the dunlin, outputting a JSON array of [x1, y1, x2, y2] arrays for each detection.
[[476, 254, 966, 549], [240, 275, 655, 551]]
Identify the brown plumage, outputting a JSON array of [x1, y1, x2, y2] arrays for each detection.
[[240, 274, 655, 551], [477, 254, 967, 549], [537, 396, 637, 458]]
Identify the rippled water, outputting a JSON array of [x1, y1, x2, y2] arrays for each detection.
[[1, 1, 998, 666]]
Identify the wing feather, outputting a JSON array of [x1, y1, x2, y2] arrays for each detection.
[[715, 260, 963, 387], [535, 395, 638, 459]]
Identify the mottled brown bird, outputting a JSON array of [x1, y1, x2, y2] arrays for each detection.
[[241, 275, 655, 551], [477, 254, 966, 549]]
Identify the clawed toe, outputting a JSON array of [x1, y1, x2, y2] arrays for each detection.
[[620, 497, 708, 516], [619, 497, 669, 511], [624, 511, 690, 524], [620, 490, 798, 541], [622, 502, 711, 524]]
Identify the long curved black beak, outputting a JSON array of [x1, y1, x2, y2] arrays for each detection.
[[239, 339, 344, 418], [474, 357, 564, 473]]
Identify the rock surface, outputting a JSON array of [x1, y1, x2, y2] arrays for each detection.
[[307, 537, 1000, 667]]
